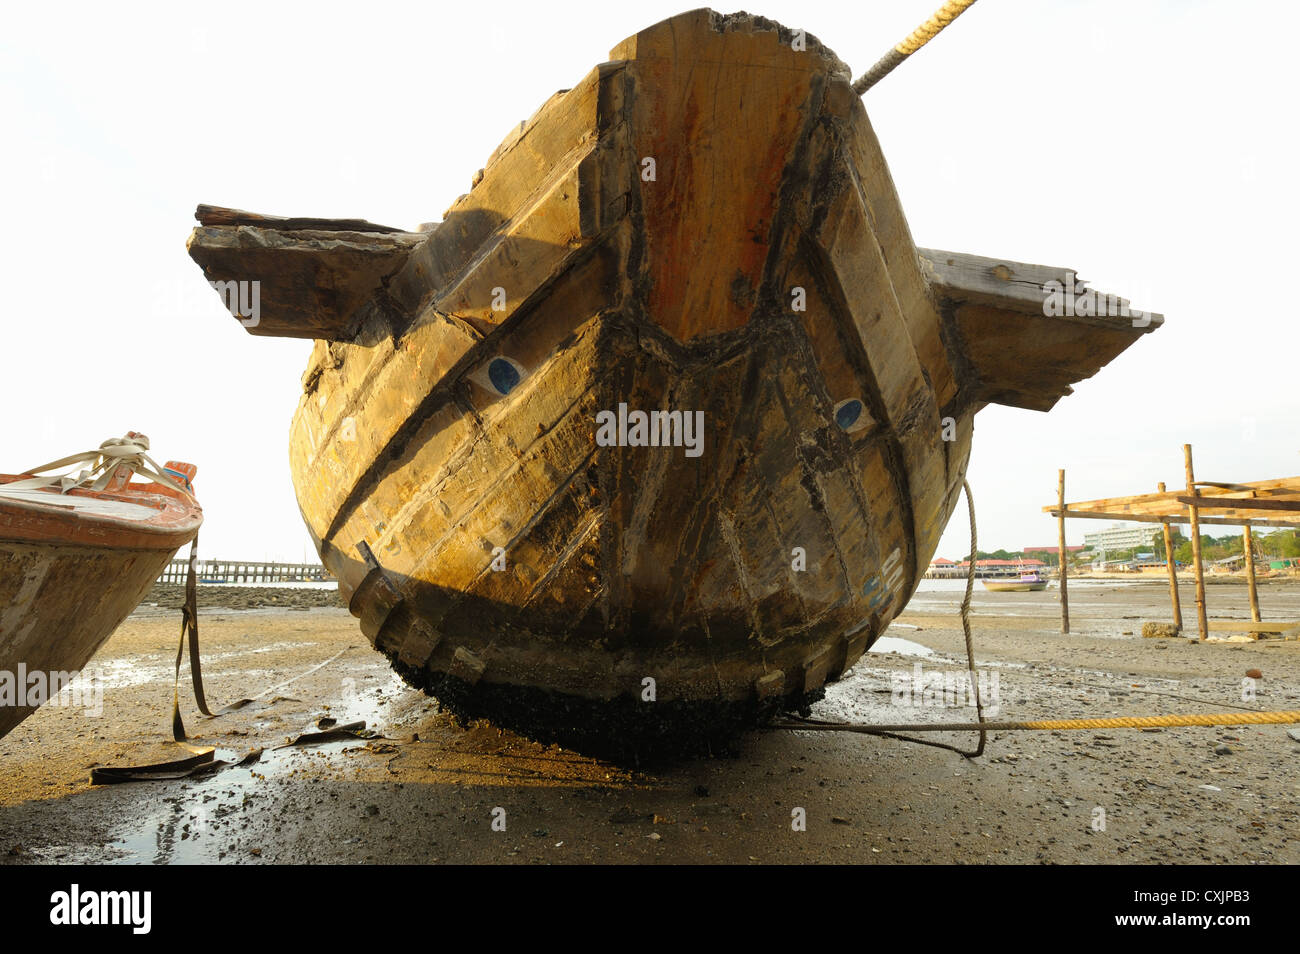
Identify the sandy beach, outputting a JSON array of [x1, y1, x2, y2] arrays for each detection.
[[1, 579, 1297, 865]]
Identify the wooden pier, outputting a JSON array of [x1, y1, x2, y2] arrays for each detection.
[[157, 560, 333, 585]]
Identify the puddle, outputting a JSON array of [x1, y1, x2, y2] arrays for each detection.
[[103, 669, 419, 864], [105, 733, 389, 864], [78, 658, 170, 690], [868, 636, 935, 657]]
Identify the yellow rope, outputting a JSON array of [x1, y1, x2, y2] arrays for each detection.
[[1014, 710, 1300, 731], [895, 0, 979, 55], [777, 710, 1300, 735], [854, 0, 981, 94]]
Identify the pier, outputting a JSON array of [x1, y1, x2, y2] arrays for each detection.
[[157, 560, 333, 585]]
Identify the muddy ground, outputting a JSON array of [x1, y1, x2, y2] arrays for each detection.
[[1, 579, 1298, 864]]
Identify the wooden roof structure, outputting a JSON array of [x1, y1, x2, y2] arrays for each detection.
[[1042, 447, 1300, 640], [1044, 476, 1300, 528]]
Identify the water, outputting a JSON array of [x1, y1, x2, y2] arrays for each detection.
[[104, 671, 410, 864], [868, 635, 935, 657]]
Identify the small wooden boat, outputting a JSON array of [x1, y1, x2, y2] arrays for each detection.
[[983, 574, 1049, 592], [188, 10, 1160, 753], [0, 434, 201, 740]]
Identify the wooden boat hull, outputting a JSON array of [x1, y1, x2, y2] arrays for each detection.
[[0, 467, 200, 740], [189, 10, 1160, 753]]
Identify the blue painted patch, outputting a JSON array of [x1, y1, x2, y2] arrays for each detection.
[[835, 399, 863, 431], [488, 357, 521, 395]]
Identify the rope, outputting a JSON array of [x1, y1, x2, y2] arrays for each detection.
[[774, 472, 1300, 745], [879, 477, 984, 757], [955, 478, 986, 755], [853, 0, 980, 94], [0, 432, 193, 499], [777, 710, 1300, 733], [776, 478, 989, 756]]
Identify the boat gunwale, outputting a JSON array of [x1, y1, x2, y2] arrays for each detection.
[[0, 474, 202, 551]]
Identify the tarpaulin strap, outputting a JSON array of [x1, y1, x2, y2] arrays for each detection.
[[90, 749, 262, 785], [174, 534, 257, 741], [91, 542, 363, 784]]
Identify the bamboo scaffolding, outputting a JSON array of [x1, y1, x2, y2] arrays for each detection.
[[1043, 447, 1300, 642]]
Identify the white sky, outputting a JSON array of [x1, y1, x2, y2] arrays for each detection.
[[1, 0, 1296, 563]]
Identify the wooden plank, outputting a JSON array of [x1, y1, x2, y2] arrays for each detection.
[[920, 249, 1084, 316], [920, 249, 1162, 411], [615, 9, 821, 341], [187, 222, 424, 340], [1175, 495, 1300, 512], [195, 204, 405, 233], [1046, 508, 1300, 528]]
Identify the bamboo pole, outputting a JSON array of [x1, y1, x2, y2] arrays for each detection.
[[1058, 469, 1069, 634], [1158, 482, 1182, 630], [1184, 444, 1208, 640], [1243, 522, 1261, 623]]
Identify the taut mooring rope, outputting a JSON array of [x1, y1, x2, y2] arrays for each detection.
[[776, 478, 988, 757], [853, 0, 980, 95], [775, 478, 1300, 746], [778, 711, 1300, 733]]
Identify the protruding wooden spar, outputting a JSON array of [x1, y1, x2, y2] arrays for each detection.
[[1158, 482, 1182, 630], [853, 0, 980, 94], [1243, 522, 1261, 623], [1057, 469, 1069, 634], [1185, 444, 1209, 641]]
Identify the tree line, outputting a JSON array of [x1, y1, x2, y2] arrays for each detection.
[[962, 530, 1300, 568]]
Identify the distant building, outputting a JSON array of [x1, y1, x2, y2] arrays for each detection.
[[926, 557, 963, 579], [1082, 524, 1164, 552]]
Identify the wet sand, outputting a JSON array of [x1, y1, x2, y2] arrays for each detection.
[[2, 580, 1298, 864]]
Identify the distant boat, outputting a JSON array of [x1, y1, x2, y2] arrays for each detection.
[[0, 434, 201, 740], [983, 573, 1050, 592]]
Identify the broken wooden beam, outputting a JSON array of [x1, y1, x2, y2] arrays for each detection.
[[187, 205, 426, 340], [918, 249, 1162, 413]]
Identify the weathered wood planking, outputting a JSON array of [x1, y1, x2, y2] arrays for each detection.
[[187, 10, 1160, 745]]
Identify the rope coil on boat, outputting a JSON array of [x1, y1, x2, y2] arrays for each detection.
[[2, 432, 194, 499]]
